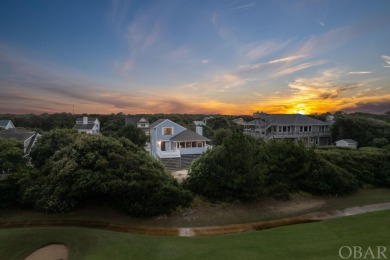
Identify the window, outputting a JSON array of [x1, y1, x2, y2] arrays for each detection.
[[300, 126, 303, 132], [162, 127, 173, 135]]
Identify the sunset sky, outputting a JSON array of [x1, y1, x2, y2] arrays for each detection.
[[1, 0, 390, 115]]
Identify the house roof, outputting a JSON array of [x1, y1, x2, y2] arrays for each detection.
[[254, 114, 329, 126], [337, 139, 358, 144], [232, 118, 246, 125], [0, 128, 36, 142], [193, 120, 205, 126], [73, 123, 96, 130], [245, 120, 256, 125], [76, 117, 98, 123], [171, 129, 210, 142], [125, 117, 149, 125], [150, 119, 167, 128], [0, 120, 12, 127], [138, 117, 149, 123]]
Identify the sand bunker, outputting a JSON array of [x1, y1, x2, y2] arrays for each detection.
[[24, 244, 68, 260]]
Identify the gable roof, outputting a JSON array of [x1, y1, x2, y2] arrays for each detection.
[[0, 120, 12, 128], [193, 120, 205, 126], [171, 129, 210, 142], [0, 128, 36, 142], [255, 114, 329, 126], [73, 123, 96, 130], [150, 119, 167, 128], [337, 139, 358, 144], [245, 120, 256, 126], [125, 117, 139, 125], [138, 117, 149, 123], [232, 118, 246, 125], [76, 117, 98, 123], [125, 117, 149, 125]]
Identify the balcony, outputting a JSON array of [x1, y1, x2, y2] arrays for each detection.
[[244, 129, 332, 139], [156, 147, 181, 158]]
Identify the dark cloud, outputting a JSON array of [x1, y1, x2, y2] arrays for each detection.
[[344, 100, 390, 114], [319, 84, 358, 100]]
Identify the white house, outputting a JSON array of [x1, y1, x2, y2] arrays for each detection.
[[73, 117, 100, 134], [0, 120, 15, 130], [335, 139, 358, 149], [150, 119, 210, 170]]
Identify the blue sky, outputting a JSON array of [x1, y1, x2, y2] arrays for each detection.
[[0, 0, 389, 115]]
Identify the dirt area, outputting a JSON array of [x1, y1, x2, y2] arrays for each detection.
[[24, 244, 68, 260], [172, 170, 188, 182]]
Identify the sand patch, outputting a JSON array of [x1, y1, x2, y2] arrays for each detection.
[[172, 170, 188, 182], [24, 244, 68, 260]]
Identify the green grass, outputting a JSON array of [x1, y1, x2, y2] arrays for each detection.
[[0, 210, 389, 260]]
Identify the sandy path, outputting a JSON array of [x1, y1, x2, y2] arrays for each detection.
[[24, 244, 68, 260]]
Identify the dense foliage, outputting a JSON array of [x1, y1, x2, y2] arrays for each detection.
[[18, 131, 192, 217], [115, 125, 147, 147], [185, 134, 389, 202], [0, 138, 26, 173], [332, 113, 390, 147]]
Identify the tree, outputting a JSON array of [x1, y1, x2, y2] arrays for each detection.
[[29, 129, 79, 168], [184, 133, 266, 201], [0, 138, 25, 173], [212, 128, 232, 146], [19, 132, 192, 217], [116, 125, 147, 147]]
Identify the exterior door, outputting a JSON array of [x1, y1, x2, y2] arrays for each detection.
[[161, 141, 169, 151]]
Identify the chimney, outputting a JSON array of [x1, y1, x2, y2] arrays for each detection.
[[196, 126, 203, 136], [83, 116, 88, 125]]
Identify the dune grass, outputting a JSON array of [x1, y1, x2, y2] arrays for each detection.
[[0, 210, 389, 260], [0, 188, 389, 228]]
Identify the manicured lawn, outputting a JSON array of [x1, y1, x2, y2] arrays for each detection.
[[1, 210, 389, 260]]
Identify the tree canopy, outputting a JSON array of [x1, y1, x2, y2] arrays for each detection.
[[19, 131, 192, 217]]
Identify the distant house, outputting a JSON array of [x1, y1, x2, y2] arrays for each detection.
[[232, 118, 246, 126], [0, 128, 39, 154], [0, 120, 15, 130], [244, 112, 332, 147], [73, 117, 100, 134], [326, 115, 335, 125], [335, 139, 358, 149], [193, 116, 213, 126], [125, 117, 150, 136], [150, 119, 210, 171]]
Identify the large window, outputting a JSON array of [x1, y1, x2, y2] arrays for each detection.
[[162, 127, 173, 135]]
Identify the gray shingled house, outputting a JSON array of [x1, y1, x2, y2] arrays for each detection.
[[244, 112, 332, 146], [0, 120, 15, 130], [150, 119, 210, 170], [0, 128, 39, 154], [125, 117, 150, 136]]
